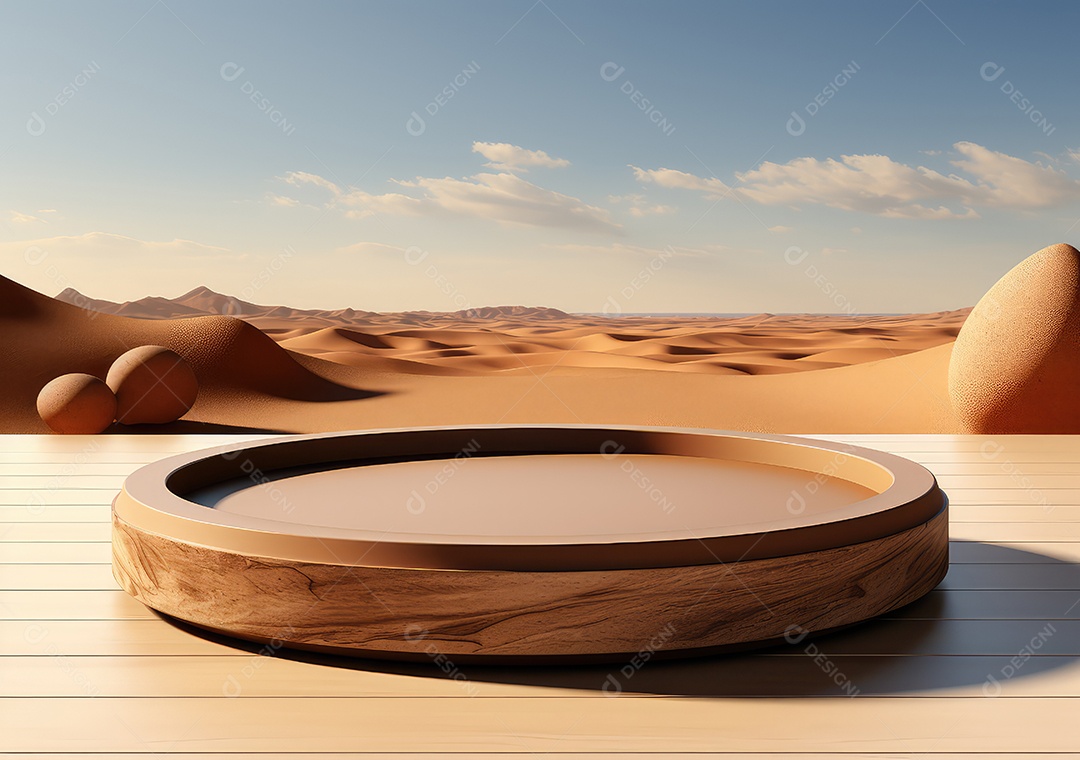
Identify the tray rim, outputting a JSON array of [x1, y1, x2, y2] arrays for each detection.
[[112, 424, 945, 572]]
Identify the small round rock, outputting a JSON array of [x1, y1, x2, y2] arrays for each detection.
[[949, 243, 1080, 433], [36, 373, 117, 435], [107, 345, 199, 425]]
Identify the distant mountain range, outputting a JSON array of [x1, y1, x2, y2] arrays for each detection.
[[54, 286, 573, 323]]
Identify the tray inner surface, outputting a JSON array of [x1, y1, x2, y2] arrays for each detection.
[[184, 454, 876, 540]]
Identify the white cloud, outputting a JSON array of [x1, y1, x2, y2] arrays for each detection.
[[630, 165, 731, 197], [281, 168, 618, 233], [551, 242, 724, 259], [608, 193, 675, 217], [340, 189, 425, 219], [2, 232, 235, 297], [3, 233, 244, 303], [395, 173, 618, 233], [734, 152, 982, 219], [333, 242, 409, 257], [273, 142, 615, 232], [948, 141, 1080, 210], [767, 225, 792, 233], [850, 226, 863, 234], [268, 194, 301, 207], [9, 231, 233, 258], [1034, 151, 1058, 166], [471, 142, 570, 172], [630, 142, 1080, 220], [278, 171, 423, 219], [282, 170, 342, 195], [10, 210, 47, 224]]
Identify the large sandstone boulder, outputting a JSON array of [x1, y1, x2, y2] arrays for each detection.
[[37, 373, 116, 434], [949, 243, 1080, 433], [107, 345, 199, 425]]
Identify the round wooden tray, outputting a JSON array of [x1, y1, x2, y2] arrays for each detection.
[[112, 425, 948, 662]]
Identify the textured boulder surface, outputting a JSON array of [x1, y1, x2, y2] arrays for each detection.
[[36, 373, 117, 434], [107, 345, 199, 425], [949, 243, 1080, 433]]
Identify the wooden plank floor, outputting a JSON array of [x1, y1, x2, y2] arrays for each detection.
[[2, 433, 1080, 756]]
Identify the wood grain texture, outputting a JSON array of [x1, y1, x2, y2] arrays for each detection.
[[1, 542, 111, 563], [0, 506, 111, 522], [15, 556, 1080, 592], [111, 507, 948, 661], [0, 757, 1077, 760], [8, 433, 1080, 758], [5, 652, 1080, 698], [0, 523, 110, 541], [951, 540, 1080, 562], [4, 617, 1076, 657], [952, 523, 1080, 541], [0, 563, 118, 590], [21, 586, 1080, 623], [4, 695, 1080, 753], [0, 756, 1073, 760]]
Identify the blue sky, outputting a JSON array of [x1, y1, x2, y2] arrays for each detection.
[[2, 0, 1079, 313]]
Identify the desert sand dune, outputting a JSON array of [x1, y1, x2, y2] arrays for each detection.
[[0, 275, 976, 433], [0, 276, 374, 433], [266, 311, 963, 380]]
